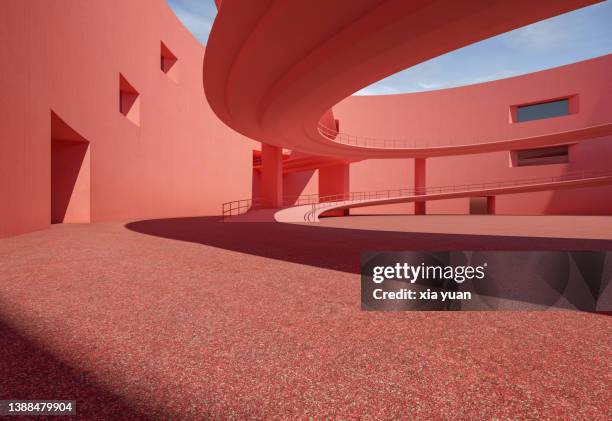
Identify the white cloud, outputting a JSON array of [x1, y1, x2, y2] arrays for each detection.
[[502, 18, 573, 52], [417, 82, 441, 89], [353, 84, 400, 96], [450, 70, 516, 87], [405, 70, 516, 93]]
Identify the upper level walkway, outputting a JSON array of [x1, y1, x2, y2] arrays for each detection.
[[203, 0, 606, 159]]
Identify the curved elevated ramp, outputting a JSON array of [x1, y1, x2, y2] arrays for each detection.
[[272, 172, 612, 222]]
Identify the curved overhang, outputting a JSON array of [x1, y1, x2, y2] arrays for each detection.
[[204, 0, 605, 158]]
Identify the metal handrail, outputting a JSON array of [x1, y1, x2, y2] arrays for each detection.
[[222, 169, 612, 221], [318, 122, 416, 149], [317, 121, 607, 150], [304, 169, 612, 221], [221, 193, 323, 220]]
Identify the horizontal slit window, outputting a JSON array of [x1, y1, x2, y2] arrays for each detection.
[[514, 145, 568, 167], [516, 99, 569, 122]]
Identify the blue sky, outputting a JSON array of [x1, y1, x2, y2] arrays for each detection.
[[168, 0, 612, 95], [167, 0, 217, 44]]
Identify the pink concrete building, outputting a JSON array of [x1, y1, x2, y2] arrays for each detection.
[[1, 0, 254, 238], [1, 1, 611, 419], [1, 0, 611, 239], [206, 0, 612, 221]]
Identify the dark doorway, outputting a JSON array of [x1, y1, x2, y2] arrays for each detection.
[[469, 196, 495, 215], [51, 112, 91, 224]]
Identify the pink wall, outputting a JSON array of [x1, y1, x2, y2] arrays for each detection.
[[346, 135, 612, 216], [284, 171, 318, 204], [0, 0, 254, 238], [253, 169, 319, 206], [318, 163, 350, 216], [319, 164, 349, 199], [3, 1, 609, 234], [335, 55, 612, 154], [349, 160, 414, 215], [335, 56, 612, 215]]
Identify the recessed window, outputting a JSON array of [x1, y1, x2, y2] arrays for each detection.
[[119, 74, 140, 126], [511, 145, 569, 167], [516, 98, 569, 122], [160, 42, 178, 82]]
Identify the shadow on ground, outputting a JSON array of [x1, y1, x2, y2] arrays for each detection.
[[126, 216, 612, 312], [0, 320, 153, 421], [126, 216, 612, 275]]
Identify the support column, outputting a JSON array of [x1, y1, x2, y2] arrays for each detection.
[[414, 158, 426, 215], [487, 196, 496, 215], [261, 143, 283, 208], [319, 162, 350, 216]]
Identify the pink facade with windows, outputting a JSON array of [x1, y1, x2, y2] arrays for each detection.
[[1, 0, 611, 238]]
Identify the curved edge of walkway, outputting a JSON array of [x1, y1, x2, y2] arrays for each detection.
[[271, 174, 612, 223]]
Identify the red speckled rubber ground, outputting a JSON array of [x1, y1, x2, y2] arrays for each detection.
[[0, 217, 610, 420]]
